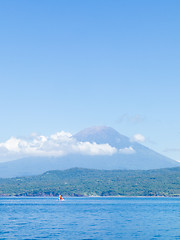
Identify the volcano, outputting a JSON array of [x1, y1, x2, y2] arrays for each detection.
[[0, 126, 179, 178]]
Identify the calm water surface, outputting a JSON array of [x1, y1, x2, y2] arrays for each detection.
[[0, 197, 180, 240]]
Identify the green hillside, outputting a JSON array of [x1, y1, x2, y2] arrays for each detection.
[[0, 167, 180, 197]]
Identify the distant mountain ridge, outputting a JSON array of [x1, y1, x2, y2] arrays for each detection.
[[0, 126, 179, 178]]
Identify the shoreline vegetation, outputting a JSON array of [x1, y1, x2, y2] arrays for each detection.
[[0, 167, 179, 197]]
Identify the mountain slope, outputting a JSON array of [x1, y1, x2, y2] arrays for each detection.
[[74, 126, 179, 169]]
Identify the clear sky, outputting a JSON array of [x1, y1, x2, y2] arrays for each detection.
[[0, 0, 179, 161]]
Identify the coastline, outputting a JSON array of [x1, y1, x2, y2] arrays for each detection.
[[0, 194, 180, 198]]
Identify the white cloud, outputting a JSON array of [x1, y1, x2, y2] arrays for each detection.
[[119, 146, 135, 154], [75, 141, 117, 156], [131, 134, 145, 143], [0, 131, 118, 162], [50, 131, 72, 140]]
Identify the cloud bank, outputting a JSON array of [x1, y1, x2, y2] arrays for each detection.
[[0, 131, 116, 162], [0, 131, 136, 162]]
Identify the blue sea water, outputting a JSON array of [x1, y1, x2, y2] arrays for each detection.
[[0, 197, 180, 240]]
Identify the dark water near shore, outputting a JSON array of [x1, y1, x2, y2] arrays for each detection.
[[0, 197, 180, 240]]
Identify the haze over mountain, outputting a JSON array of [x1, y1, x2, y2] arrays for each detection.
[[0, 126, 179, 178]]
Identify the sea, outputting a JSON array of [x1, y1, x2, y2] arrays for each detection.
[[0, 197, 180, 240]]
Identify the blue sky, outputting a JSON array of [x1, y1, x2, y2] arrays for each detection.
[[0, 0, 180, 161]]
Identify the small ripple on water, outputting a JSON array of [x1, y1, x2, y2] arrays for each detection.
[[0, 197, 180, 240]]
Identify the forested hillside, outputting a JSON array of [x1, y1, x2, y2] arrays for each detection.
[[0, 167, 179, 197]]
